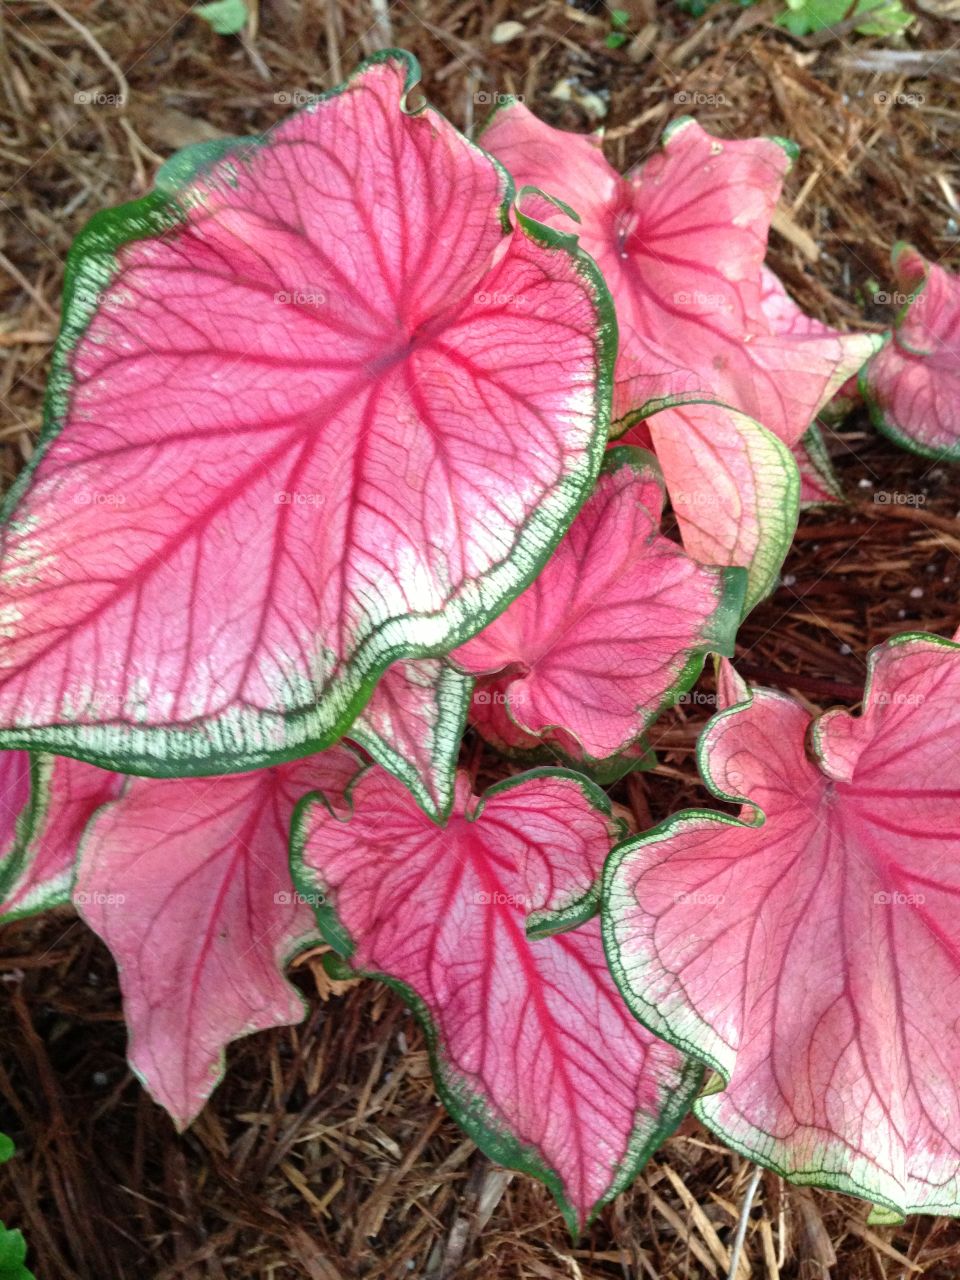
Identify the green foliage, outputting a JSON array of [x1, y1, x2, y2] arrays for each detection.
[[676, 0, 911, 32], [778, 0, 912, 36], [194, 0, 248, 36], [0, 1137, 35, 1280], [605, 8, 631, 48]]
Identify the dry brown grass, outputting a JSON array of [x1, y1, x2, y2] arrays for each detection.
[[2, 1, 960, 1276]]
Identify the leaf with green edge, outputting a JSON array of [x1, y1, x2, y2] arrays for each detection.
[[74, 746, 361, 1127], [0, 50, 613, 775], [480, 106, 878, 451], [0, 752, 123, 921], [862, 245, 960, 462], [618, 398, 800, 611], [795, 423, 843, 507], [348, 657, 472, 823], [451, 447, 745, 764], [603, 633, 960, 1219], [292, 764, 701, 1234]]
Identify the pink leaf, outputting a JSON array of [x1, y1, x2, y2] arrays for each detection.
[[0, 753, 122, 920], [452, 448, 744, 762], [348, 658, 472, 822], [293, 765, 700, 1232], [74, 746, 361, 1126], [862, 245, 960, 460], [620, 400, 800, 609], [482, 106, 877, 446], [795, 424, 843, 507], [604, 634, 960, 1217], [0, 751, 31, 859], [0, 52, 612, 773]]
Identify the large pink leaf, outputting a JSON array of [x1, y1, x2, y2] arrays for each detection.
[[0, 52, 613, 773], [74, 746, 361, 1126], [348, 658, 472, 822], [619, 399, 799, 609], [451, 448, 744, 763], [481, 105, 877, 445], [293, 765, 700, 1232], [603, 633, 960, 1218], [0, 753, 122, 920], [862, 244, 960, 460], [0, 751, 31, 859]]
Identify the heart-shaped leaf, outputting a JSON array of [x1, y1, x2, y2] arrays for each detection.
[[862, 245, 960, 461], [481, 105, 877, 446], [0, 753, 122, 921], [603, 633, 960, 1218], [293, 765, 700, 1233], [452, 448, 744, 764], [74, 746, 361, 1126], [348, 658, 472, 823], [0, 51, 612, 773]]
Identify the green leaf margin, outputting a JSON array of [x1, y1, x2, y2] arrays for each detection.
[[0, 47, 617, 778], [602, 635, 960, 1221], [289, 763, 702, 1236]]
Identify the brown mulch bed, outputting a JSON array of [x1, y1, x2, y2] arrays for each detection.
[[1, 1, 959, 1275]]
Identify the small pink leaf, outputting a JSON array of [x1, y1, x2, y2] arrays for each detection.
[[620, 400, 800, 609], [349, 658, 472, 822], [466, 676, 653, 783], [293, 765, 699, 1233], [482, 106, 877, 446], [862, 245, 960, 460], [0, 52, 612, 772], [74, 746, 361, 1127], [794, 424, 843, 507], [452, 448, 744, 762], [604, 633, 960, 1217], [0, 753, 122, 920]]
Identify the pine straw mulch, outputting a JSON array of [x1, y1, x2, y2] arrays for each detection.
[[1, 0, 960, 1276]]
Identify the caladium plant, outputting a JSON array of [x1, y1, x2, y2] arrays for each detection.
[[603, 634, 960, 1220], [0, 751, 123, 920], [293, 763, 702, 1233], [5, 39, 955, 1245], [0, 50, 613, 774], [452, 448, 745, 769], [862, 244, 960, 461], [480, 105, 880, 580]]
